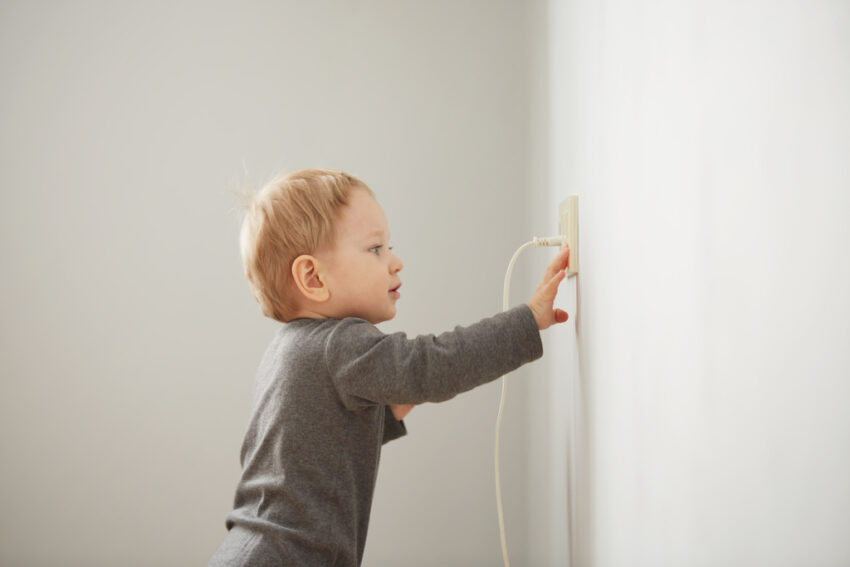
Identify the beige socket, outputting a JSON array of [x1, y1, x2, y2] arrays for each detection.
[[558, 196, 579, 276]]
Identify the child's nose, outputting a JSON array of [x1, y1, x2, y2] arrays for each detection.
[[390, 252, 403, 274]]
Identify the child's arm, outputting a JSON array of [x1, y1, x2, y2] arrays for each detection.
[[326, 305, 540, 410], [382, 246, 567, 422], [326, 246, 570, 410]]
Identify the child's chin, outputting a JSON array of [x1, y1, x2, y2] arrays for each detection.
[[374, 308, 397, 324]]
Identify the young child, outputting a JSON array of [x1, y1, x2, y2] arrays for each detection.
[[208, 168, 569, 566]]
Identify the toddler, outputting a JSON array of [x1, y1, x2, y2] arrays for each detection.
[[208, 168, 569, 566]]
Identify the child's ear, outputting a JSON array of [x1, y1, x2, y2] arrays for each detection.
[[291, 255, 330, 303]]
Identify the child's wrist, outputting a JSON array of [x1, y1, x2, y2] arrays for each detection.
[[526, 303, 545, 330]]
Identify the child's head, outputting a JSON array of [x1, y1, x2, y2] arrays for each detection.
[[240, 168, 403, 324]]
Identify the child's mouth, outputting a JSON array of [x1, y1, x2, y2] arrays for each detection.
[[389, 283, 401, 299]]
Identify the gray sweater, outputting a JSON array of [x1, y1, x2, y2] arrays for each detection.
[[208, 305, 543, 566]]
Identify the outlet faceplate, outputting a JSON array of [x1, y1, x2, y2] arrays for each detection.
[[558, 196, 578, 275]]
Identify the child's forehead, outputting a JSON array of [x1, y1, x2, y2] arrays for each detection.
[[339, 191, 389, 237]]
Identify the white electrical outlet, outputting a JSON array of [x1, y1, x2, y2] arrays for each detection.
[[558, 196, 578, 275]]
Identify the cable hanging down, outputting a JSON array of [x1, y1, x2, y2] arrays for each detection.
[[494, 236, 566, 567]]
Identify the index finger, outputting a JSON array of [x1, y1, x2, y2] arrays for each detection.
[[543, 245, 570, 281]]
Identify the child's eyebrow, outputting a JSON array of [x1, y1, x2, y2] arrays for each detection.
[[365, 230, 387, 240]]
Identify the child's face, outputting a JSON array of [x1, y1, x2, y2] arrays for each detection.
[[319, 188, 404, 324]]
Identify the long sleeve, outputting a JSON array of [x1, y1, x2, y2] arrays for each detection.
[[212, 306, 542, 567], [325, 305, 542, 411]]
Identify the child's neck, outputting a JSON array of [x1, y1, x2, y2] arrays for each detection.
[[288, 307, 332, 321]]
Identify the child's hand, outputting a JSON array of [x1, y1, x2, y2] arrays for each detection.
[[390, 404, 414, 421], [527, 245, 570, 330]]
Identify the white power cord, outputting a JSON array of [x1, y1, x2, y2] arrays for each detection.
[[495, 236, 567, 567]]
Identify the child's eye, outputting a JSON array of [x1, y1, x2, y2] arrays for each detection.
[[369, 245, 393, 255]]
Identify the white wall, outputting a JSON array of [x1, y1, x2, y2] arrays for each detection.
[[0, 2, 540, 565], [537, 1, 850, 565]]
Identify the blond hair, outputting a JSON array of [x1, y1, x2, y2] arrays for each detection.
[[239, 168, 372, 322]]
